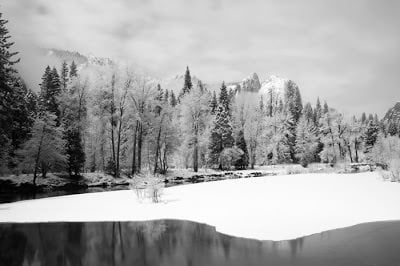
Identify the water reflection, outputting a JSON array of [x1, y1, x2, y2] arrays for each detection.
[[1, 220, 400, 266]]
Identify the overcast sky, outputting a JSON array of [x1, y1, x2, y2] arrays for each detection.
[[2, 0, 400, 116]]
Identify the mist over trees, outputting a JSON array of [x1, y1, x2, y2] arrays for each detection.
[[1, 11, 400, 184]]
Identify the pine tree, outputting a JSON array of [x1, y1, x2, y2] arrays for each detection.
[[64, 128, 85, 176], [209, 105, 234, 169], [209, 91, 218, 114], [284, 80, 303, 123], [374, 114, 379, 124], [163, 89, 169, 103], [361, 112, 367, 124], [39, 66, 52, 109], [314, 97, 322, 124], [368, 113, 374, 121], [259, 96, 264, 112], [61, 76, 87, 177], [303, 102, 314, 123], [280, 113, 296, 162], [295, 115, 318, 167], [51, 67, 61, 91], [323, 101, 329, 114], [388, 122, 398, 136], [39, 66, 61, 122], [60, 61, 69, 91], [170, 90, 177, 107], [364, 120, 379, 153], [69, 61, 78, 78], [218, 82, 230, 114], [0, 12, 33, 172], [181, 66, 192, 96], [234, 129, 249, 169]]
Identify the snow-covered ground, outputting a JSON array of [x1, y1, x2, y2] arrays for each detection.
[[1, 172, 400, 241]]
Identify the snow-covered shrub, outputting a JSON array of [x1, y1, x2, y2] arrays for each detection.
[[285, 165, 307, 175], [219, 147, 243, 170], [371, 135, 400, 181], [295, 116, 318, 167], [130, 174, 164, 203]]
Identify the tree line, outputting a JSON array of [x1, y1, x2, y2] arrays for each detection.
[[1, 12, 399, 184]]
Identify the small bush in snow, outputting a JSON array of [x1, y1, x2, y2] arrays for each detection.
[[285, 165, 307, 175], [371, 135, 400, 181], [219, 147, 243, 170], [129, 174, 164, 203]]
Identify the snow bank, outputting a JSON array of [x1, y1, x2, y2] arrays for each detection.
[[1, 172, 400, 241]]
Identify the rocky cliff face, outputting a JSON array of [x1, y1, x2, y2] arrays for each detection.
[[240, 73, 261, 93]]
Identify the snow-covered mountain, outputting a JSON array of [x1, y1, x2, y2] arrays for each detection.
[[258, 75, 289, 100], [39, 49, 295, 100], [43, 48, 116, 69], [383, 102, 400, 123], [224, 73, 261, 94], [240, 73, 261, 93], [160, 74, 202, 93]]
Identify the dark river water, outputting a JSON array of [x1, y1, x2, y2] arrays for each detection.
[[1, 220, 400, 266]]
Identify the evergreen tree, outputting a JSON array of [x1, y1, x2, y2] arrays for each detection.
[[388, 122, 398, 136], [170, 90, 177, 107], [39, 66, 52, 108], [8, 78, 33, 148], [234, 129, 249, 169], [60, 61, 69, 91], [368, 113, 374, 121], [197, 80, 205, 94], [364, 120, 379, 153], [40, 66, 61, 122], [361, 112, 367, 124], [64, 128, 85, 176], [0, 12, 33, 172], [313, 97, 322, 124], [60, 77, 87, 177], [374, 114, 379, 124], [295, 115, 318, 167], [209, 105, 234, 169], [259, 96, 264, 112], [323, 101, 329, 114], [284, 80, 302, 123], [181, 66, 192, 96], [280, 113, 296, 162], [163, 89, 169, 103], [303, 102, 314, 123], [69, 60, 78, 78], [209, 91, 218, 114], [51, 67, 61, 91], [218, 82, 230, 114]]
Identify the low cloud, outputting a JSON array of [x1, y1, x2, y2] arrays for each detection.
[[2, 0, 400, 115]]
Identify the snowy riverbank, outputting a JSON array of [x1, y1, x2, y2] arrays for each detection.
[[1, 172, 400, 241]]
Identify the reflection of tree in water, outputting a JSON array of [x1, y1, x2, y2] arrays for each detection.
[[288, 237, 305, 258], [0, 226, 27, 266], [7, 220, 389, 266]]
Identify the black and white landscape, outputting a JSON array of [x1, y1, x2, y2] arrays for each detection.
[[1, 1, 400, 265]]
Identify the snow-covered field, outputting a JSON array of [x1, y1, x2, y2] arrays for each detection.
[[1, 172, 400, 241]]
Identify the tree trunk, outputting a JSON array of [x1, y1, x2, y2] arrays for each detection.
[[110, 75, 116, 177], [131, 121, 138, 175], [153, 125, 162, 174], [347, 144, 353, 163], [137, 123, 143, 173], [116, 116, 123, 178], [193, 124, 199, 172], [354, 139, 359, 163]]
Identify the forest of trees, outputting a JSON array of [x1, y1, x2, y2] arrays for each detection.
[[1, 12, 400, 184]]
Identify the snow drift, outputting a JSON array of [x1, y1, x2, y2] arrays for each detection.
[[1, 172, 400, 241]]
